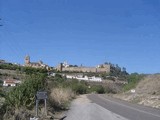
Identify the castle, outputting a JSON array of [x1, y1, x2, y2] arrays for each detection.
[[56, 61, 111, 73], [24, 55, 49, 70]]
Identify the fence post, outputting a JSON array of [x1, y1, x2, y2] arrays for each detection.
[[45, 99, 47, 116], [36, 100, 39, 117]]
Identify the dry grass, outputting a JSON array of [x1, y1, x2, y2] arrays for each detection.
[[136, 74, 160, 95], [50, 87, 75, 109], [114, 74, 160, 109]]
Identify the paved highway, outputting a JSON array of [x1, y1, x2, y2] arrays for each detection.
[[88, 94, 160, 120]]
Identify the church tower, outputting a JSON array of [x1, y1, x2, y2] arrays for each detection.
[[25, 55, 30, 65]]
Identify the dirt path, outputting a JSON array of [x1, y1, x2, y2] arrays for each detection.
[[64, 94, 128, 120]]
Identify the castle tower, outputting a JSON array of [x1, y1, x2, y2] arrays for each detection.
[[25, 55, 30, 65], [57, 63, 63, 72]]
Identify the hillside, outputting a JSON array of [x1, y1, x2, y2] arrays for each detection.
[[136, 74, 160, 95], [0, 69, 26, 81], [114, 74, 160, 109]]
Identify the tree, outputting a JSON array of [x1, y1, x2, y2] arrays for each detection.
[[122, 67, 126, 72]]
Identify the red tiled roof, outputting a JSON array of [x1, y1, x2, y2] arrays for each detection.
[[4, 79, 16, 84]]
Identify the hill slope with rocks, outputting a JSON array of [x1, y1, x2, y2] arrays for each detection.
[[114, 74, 160, 109]]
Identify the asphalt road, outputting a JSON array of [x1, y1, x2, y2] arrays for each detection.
[[88, 94, 160, 120]]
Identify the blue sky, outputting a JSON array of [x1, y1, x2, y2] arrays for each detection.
[[0, 0, 160, 73]]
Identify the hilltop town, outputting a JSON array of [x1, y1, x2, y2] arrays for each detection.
[[24, 55, 111, 73], [0, 55, 128, 83]]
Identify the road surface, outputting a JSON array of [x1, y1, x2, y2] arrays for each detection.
[[64, 94, 160, 120]]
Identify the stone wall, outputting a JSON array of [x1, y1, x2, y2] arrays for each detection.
[[57, 65, 110, 73], [62, 67, 96, 73], [96, 67, 110, 73]]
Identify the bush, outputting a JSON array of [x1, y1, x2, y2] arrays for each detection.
[[105, 83, 120, 94], [5, 73, 46, 109], [0, 97, 6, 120], [0, 63, 21, 70], [50, 87, 75, 109], [123, 73, 144, 91], [73, 83, 87, 94], [63, 79, 88, 94], [54, 74, 65, 83], [89, 85, 105, 94], [23, 67, 48, 75], [50, 78, 85, 95]]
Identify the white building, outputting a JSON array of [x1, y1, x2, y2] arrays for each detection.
[[63, 61, 70, 68], [66, 75, 76, 79], [66, 75, 102, 82], [3, 79, 21, 87]]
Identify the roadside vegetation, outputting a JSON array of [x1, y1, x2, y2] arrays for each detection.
[[48, 74, 106, 95], [123, 73, 145, 92], [5, 74, 46, 109], [50, 87, 75, 110]]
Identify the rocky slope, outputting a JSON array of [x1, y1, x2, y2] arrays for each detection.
[[114, 74, 160, 109]]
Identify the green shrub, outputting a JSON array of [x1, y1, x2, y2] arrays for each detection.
[[0, 63, 21, 70], [54, 74, 65, 83], [123, 73, 144, 91], [23, 67, 48, 75], [89, 85, 105, 94], [72, 83, 87, 94], [62, 79, 88, 94], [5, 73, 46, 109]]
